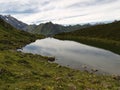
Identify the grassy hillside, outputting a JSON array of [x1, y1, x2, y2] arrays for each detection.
[[55, 21, 120, 54], [0, 19, 120, 90], [0, 50, 120, 90], [0, 18, 44, 50]]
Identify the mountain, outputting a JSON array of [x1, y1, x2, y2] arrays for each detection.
[[55, 21, 120, 54], [29, 22, 68, 36], [0, 17, 43, 50], [0, 15, 91, 36], [0, 15, 28, 31], [26, 22, 92, 36]]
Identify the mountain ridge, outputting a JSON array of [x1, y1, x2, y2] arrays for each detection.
[[0, 15, 91, 36], [0, 15, 28, 30]]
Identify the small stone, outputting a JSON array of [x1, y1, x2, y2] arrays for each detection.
[[91, 68, 98, 72], [82, 64, 87, 69], [68, 83, 76, 90], [113, 75, 120, 80], [57, 65, 61, 68], [55, 77, 62, 81], [48, 57, 55, 62]]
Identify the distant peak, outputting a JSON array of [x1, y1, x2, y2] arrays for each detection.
[[5, 15, 12, 17], [46, 21, 53, 24]]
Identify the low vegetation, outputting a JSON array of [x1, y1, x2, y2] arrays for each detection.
[[55, 21, 120, 54], [0, 18, 120, 89], [0, 50, 120, 90]]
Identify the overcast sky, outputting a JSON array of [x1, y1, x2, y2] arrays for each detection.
[[0, 0, 120, 25]]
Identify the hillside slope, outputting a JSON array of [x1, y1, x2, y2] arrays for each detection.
[[0, 18, 43, 50], [0, 15, 28, 30], [31, 22, 91, 36], [55, 21, 120, 54], [30, 22, 66, 36]]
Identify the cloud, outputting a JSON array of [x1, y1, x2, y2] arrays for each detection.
[[0, 0, 120, 25], [66, 0, 116, 9]]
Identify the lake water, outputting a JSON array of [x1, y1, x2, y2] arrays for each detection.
[[19, 38, 120, 75]]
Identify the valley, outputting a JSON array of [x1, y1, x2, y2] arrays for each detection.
[[0, 15, 120, 90]]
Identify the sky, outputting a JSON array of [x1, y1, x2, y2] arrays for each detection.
[[0, 0, 120, 25]]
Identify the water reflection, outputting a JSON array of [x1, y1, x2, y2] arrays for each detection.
[[19, 38, 120, 75]]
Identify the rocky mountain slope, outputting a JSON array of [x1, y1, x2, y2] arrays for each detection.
[[0, 15, 28, 31]]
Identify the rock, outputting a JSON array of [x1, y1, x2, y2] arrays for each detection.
[[91, 68, 98, 73], [68, 83, 76, 90], [84, 70, 89, 73], [82, 64, 87, 69], [56, 65, 62, 68], [48, 57, 55, 62], [55, 77, 62, 81], [113, 75, 120, 80]]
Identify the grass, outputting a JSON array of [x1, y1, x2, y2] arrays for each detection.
[[0, 18, 120, 89], [0, 50, 120, 90]]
